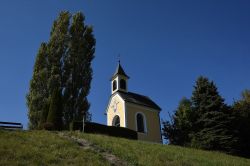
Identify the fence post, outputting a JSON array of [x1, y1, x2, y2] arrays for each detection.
[[82, 115, 85, 133]]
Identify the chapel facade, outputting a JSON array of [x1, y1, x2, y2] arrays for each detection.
[[106, 62, 162, 143]]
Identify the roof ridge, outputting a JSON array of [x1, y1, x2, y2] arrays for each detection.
[[128, 91, 151, 98]]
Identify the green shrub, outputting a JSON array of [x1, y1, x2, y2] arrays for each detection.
[[70, 121, 138, 140]]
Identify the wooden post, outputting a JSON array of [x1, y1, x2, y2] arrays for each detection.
[[82, 115, 85, 133]]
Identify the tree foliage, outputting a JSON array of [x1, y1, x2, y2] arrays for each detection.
[[162, 98, 193, 146], [163, 76, 239, 155], [232, 90, 250, 157], [62, 12, 95, 127], [46, 88, 63, 130], [47, 11, 70, 95], [26, 43, 49, 129], [27, 11, 95, 130], [190, 77, 236, 152]]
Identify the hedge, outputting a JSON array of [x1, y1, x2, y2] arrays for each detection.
[[70, 121, 83, 131], [70, 121, 138, 140]]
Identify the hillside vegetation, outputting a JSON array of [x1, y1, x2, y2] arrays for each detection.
[[0, 130, 108, 166], [0, 130, 250, 166]]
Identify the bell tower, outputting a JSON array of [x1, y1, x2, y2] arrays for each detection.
[[111, 61, 129, 94], [107, 61, 162, 143]]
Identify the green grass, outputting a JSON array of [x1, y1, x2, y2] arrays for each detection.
[[0, 130, 109, 166], [71, 132, 250, 166], [0, 130, 250, 166]]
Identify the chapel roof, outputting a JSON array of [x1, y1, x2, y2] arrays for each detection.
[[115, 91, 161, 111], [111, 62, 129, 80]]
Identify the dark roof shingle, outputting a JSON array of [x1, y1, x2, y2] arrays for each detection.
[[117, 91, 161, 111], [111, 62, 129, 80]]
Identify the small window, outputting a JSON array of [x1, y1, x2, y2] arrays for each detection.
[[112, 115, 120, 127], [137, 113, 145, 133], [113, 80, 117, 91], [120, 79, 126, 90]]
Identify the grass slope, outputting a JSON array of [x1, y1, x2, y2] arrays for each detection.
[[71, 132, 250, 166], [0, 130, 250, 166], [0, 130, 109, 166]]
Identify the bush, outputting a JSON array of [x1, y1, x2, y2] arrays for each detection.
[[84, 122, 138, 140], [70, 121, 138, 140]]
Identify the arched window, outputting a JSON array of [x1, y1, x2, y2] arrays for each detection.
[[113, 80, 117, 91], [120, 79, 126, 90], [136, 113, 145, 133], [112, 115, 120, 127]]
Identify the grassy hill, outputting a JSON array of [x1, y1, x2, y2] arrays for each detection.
[[0, 130, 250, 166]]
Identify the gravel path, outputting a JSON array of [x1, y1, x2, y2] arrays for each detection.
[[58, 133, 128, 166]]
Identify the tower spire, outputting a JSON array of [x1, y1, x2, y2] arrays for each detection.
[[110, 56, 129, 94], [111, 60, 129, 80]]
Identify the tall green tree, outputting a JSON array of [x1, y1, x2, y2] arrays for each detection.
[[62, 12, 95, 127], [27, 43, 49, 129], [27, 11, 95, 130], [46, 88, 63, 130], [27, 11, 70, 130], [47, 11, 70, 95], [163, 76, 237, 153], [45, 11, 70, 129], [162, 98, 193, 146], [191, 76, 236, 152], [173, 98, 194, 146], [232, 90, 250, 157]]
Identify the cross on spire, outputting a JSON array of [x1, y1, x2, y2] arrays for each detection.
[[111, 55, 130, 80], [118, 54, 121, 64]]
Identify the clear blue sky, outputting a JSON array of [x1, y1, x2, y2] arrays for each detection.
[[0, 1, 249, 129]]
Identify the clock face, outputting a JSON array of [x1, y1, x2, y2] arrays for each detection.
[[112, 100, 119, 112]]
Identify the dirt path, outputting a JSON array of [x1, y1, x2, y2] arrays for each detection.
[[58, 133, 128, 166]]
